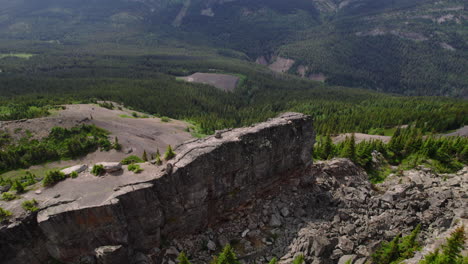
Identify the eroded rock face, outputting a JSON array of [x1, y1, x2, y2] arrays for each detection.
[[0, 112, 314, 264], [168, 160, 467, 264]]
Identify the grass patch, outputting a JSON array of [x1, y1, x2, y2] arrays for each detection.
[[121, 155, 144, 165], [0, 53, 34, 59], [1, 166, 56, 181], [183, 119, 209, 138], [21, 199, 39, 212], [128, 164, 143, 173], [0, 207, 12, 220], [118, 114, 135, 118], [1, 192, 17, 201], [160, 116, 171, 122]]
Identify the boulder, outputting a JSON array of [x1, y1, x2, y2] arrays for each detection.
[[61, 165, 88, 176], [95, 245, 129, 264], [207, 240, 216, 251], [338, 236, 354, 253], [269, 214, 282, 227], [338, 255, 357, 264], [96, 162, 122, 173]]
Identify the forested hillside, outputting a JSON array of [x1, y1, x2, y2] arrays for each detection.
[[0, 0, 466, 96]]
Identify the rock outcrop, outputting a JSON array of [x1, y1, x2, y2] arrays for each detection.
[[168, 160, 467, 264], [1, 111, 466, 264], [0, 112, 315, 264]]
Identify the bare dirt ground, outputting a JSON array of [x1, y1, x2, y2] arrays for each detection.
[[180, 72, 240, 91], [444, 126, 468, 137], [0, 104, 193, 172], [333, 133, 391, 144], [309, 73, 327, 82], [268, 56, 295, 73]]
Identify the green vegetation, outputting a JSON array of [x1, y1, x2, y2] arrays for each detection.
[[121, 155, 144, 165], [128, 164, 143, 173], [43, 170, 66, 187], [21, 199, 39, 212], [142, 150, 148, 162], [419, 226, 467, 264], [372, 225, 421, 264], [113, 137, 122, 151], [164, 145, 176, 161], [177, 252, 191, 264], [70, 171, 78, 178], [0, 207, 12, 221], [12, 179, 25, 193], [1, 192, 16, 201], [314, 129, 468, 183], [155, 150, 163, 166], [177, 245, 303, 264], [292, 255, 305, 264], [91, 164, 105, 176], [98, 102, 114, 110], [0, 53, 34, 59], [0, 125, 112, 174], [161, 116, 171, 122]]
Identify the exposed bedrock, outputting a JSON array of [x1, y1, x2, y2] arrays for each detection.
[[0, 112, 315, 264]]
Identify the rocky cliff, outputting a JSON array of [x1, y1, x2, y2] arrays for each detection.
[[0, 112, 315, 264]]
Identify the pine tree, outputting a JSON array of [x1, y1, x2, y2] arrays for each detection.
[[292, 255, 304, 264], [268, 257, 278, 264], [13, 180, 24, 193], [441, 226, 466, 263], [217, 244, 240, 264], [164, 145, 176, 160], [341, 134, 356, 162], [177, 252, 192, 264], [113, 137, 122, 151], [142, 150, 148, 162], [399, 224, 421, 259], [372, 234, 401, 264], [322, 134, 333, 160]]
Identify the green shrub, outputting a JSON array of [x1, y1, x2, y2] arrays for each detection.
[[21, 199, 39, 212], [372, 225, 421, 264], [268, 257, 278, 264], [0, 207, 12, 220], [70, 171, 78, 178], [161, 116, 171, 122], [419, 226, 467, 264], [121, 155, 144, 165], [99, 138, 112, 151], [142, 150, 148, 162], [12, 180, 25, 193], [164, 145, 176, 160], [216, 244, 240, 264], [98, 102, 114, 110], [91, 164, 105, 176], [132, 112, 138, 118], [43, 170, 67, 186], [177, 252, 192, 264], [292, 255, 304, 264], [1, 192, 16, 201], [113, 137, 122, 151], [128, 164, 143, 173]]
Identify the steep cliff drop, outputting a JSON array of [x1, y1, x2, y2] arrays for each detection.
[[0, 112, 315, 264]]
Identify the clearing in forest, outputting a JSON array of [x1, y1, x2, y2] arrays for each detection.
[[179, 73, 240, 92]]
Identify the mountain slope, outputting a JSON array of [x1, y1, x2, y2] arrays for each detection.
[[0, 0, 466, 96]]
